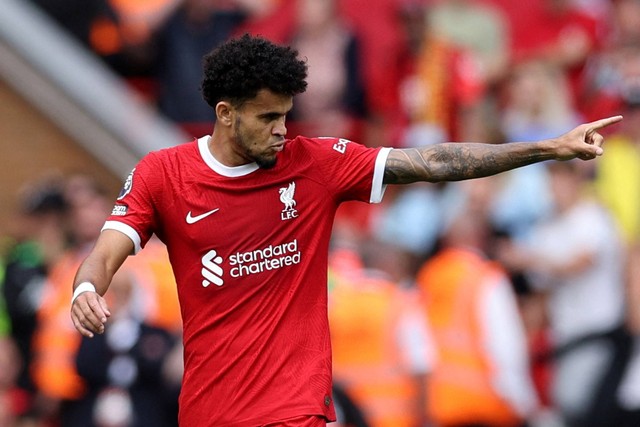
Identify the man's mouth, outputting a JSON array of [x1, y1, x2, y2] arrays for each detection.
[[271, 140, 286, 152]]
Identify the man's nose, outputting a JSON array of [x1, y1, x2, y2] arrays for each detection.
[[273, 118, 287, 137]]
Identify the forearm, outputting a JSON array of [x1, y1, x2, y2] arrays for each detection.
[[72, 229, 132, 296], [73, 253, 119, 296], [384, 140, 555, 184], [71, 230, 132, 337]]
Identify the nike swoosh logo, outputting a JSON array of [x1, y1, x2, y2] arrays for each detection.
[[186, 208, 219, 224]]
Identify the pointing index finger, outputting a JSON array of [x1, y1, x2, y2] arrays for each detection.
[[587, 115, 623, 131]]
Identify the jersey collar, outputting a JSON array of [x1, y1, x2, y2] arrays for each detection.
[[198, 136, 260, 177]]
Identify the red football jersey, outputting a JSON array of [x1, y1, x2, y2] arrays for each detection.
[[104, 135, 390, 426]]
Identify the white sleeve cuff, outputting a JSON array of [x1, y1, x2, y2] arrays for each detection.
[[102, 221, 142, 254], [370, 147, 392, 203]]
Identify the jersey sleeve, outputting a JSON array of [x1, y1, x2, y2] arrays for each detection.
[[102, 153, 161, 254], [305, 137, 391, 203]]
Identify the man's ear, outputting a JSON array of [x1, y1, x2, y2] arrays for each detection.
[[215, 101, 234, 126]]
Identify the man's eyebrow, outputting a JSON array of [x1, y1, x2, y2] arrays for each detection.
[[258, 112, 282, 118], [258, 109, 291, 119]]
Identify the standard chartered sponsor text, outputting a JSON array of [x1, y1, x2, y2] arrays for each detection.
[[229, 239, 301, 277]]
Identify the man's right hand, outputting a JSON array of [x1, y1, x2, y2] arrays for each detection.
[[71, 291, 111, 338], [551, 115, 623, 161]]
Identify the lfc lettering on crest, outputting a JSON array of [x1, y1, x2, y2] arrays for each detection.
[[279, 182, 298, 221]]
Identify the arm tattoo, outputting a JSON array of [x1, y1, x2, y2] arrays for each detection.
[[383, 142, 552, 184]]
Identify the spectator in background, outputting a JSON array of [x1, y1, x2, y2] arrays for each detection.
[[425, 0, 510, 143], [28, 0, 117, 47], [497, 161, 630, 427], [490, 58, 581, 240], [395, 2, 486, 147], [489, 58, 585, 413], [328, 246, 432, 427], [101, 0, 181, 79], [578, 0, 640, 121], [593, 97, 640, 427], [514, 0, 599, 106], [287, 0, 368, 141], [370, 2, 488, 274], [28, 174, 182, 426], [153, 0, 246, 126], [427, 0, 510, 88], [1, 177, 69, 423], [370, 181, 454, 281], [124, 236, 183, 334], [619, 188, 640, 425], [500, 59, 582, 143], [153, 0, 276, 130], [337, 0, 409, 147], [594, 94, 640, 247], [30, 176, 114, 424], [608, 0, 640, 45], [27, 0, 128, 71], [415, 179, 539, 427], [72, 268, 179, 427]]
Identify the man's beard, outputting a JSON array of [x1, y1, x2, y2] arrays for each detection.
[[234, 124, 278, 169], [255, 156, 277, 169]]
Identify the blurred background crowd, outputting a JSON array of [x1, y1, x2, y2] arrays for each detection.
[[1, 0, 640, 426]]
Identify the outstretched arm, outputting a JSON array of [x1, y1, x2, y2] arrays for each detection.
[[70, 229, 133, 337], [383, 116, 622, 184]]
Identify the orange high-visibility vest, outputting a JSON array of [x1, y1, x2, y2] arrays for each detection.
[[416, 248, 522, 427], [329, 270, 423, 427], [32, 241, 181, 400], [31, 251, 87, 400], [125, 238, 182, 332]]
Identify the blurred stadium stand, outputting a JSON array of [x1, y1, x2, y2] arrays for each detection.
[[0, 0, 188, 237]]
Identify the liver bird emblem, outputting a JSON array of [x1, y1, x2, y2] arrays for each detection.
[[279, 182, 296, 211]]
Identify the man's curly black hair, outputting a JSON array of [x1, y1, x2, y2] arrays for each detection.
[[201, 34, 308, 109]]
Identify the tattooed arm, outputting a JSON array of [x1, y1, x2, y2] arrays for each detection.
[[383, 116, 623, 184]]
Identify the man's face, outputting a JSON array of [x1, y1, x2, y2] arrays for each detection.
[[230, 89, 293, 169]]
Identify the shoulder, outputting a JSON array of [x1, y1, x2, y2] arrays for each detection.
[[136, 139, 199, 172], [286, 135, 340, 149], [285, 135, 368, 157], [124, 140, 199, 198], [148, 138, 198, 161]]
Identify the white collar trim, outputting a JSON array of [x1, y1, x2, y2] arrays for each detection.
[[198, 136, 259, 177]]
